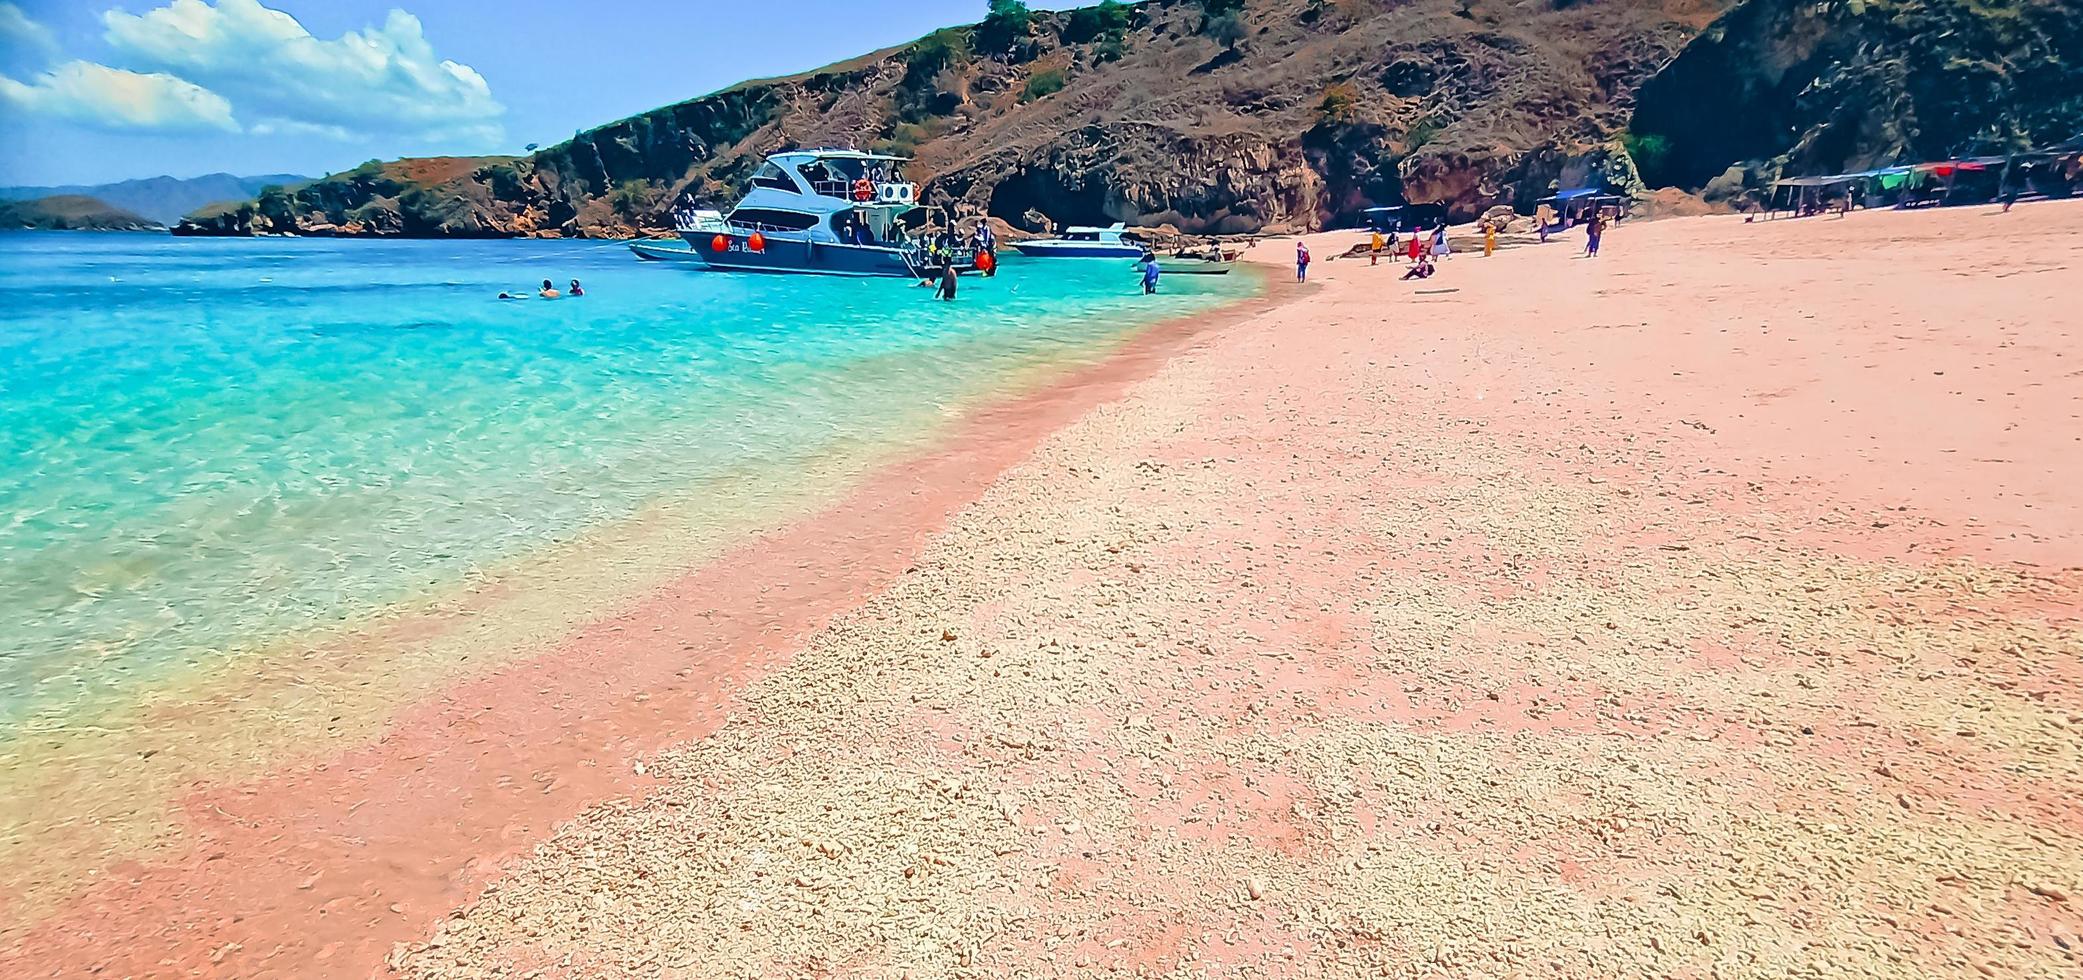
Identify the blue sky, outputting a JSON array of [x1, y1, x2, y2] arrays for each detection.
[[0, 0, 1088, 186]]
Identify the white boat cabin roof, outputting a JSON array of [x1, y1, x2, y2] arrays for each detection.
[[770, 149, 911, 164]]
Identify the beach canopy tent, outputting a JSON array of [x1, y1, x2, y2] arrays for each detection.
[[1360, 203, 1444, 231], [1766, 170, 1914, 213], [1536, 187, 1626, 227]]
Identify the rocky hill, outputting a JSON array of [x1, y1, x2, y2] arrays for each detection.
[[1, 173, 306, 226], [177, 0, 1728, 238], [1631, 0, 2083, 189], [0, 195, 164, 232]]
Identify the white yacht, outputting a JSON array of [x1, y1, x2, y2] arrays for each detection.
[[629, 150, 970, 276]]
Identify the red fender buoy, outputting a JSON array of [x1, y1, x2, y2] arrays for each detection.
[[711, 234, 729, 252], [747, 232, 766, 252]]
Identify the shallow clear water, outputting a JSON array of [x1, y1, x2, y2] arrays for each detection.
[[0, 234, 1251, 721]]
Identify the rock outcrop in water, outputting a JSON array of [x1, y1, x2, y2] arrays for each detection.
[[177, 0, 1729, 238]]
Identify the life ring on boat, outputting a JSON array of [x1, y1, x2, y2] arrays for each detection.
[[975, 250, 996, 273], [747, 232, 766, 252], [711, 234, 729, 252], [852, 178, 875, 202]]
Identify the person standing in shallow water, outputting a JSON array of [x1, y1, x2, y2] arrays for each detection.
[[1295, 241, 1311, 282], [935, 262, 958, 301], [1142, 260, 1161, 294], [537, 279, 560, 298]]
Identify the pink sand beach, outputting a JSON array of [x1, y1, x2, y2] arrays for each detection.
[[6, 203, 2081, 977]]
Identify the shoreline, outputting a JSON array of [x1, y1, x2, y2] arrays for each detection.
[[364, 203, 2077, 977], [10, 202, 2082, 976], [1, 268, 1290, 974]]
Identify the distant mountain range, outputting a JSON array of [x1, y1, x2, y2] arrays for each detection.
[[0, 195, 163, 232], [0, 173, 308, 226]]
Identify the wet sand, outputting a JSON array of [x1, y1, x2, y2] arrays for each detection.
[[11, 203, 2083, 977]]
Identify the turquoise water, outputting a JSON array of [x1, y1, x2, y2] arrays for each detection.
[[0, 234, 1251, 721]]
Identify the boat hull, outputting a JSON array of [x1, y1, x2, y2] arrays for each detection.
[[1144, 258, 1234, 275], [1009, 243, 1147, 259], [672, 233, 921, 277]]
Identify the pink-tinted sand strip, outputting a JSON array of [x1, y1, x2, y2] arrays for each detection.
[[1, 287, 1283, 978]]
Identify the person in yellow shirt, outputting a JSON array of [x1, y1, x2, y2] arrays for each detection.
[[1369, 230, 1384, 265], [1483, 223, 1497, 257]]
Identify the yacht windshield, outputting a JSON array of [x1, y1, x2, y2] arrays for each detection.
[[750, 162, 800, 193]]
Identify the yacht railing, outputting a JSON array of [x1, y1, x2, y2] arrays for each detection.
[[723, 218, 811, 234], [807, 180, 918, 203]]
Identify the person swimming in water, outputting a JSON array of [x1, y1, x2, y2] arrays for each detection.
[[538, 279, 561, 298], [569, 279, 584, 297]]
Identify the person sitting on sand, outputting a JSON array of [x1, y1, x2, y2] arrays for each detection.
[[538, 279, 560, 299], [1400, 256, 1435, 281], [569, 279, 584, 297]]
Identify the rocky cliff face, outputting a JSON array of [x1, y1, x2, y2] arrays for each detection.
[[178, 0, 1726, 238], [1632, 0, 2083, 188]]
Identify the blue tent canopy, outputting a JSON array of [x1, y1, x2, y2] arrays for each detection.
[[1550, 187, 1602, 200]]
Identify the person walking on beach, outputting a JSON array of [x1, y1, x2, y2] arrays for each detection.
[[1369, 230, 1384, 266], [1296, 241, 1311, 282], [1584, 212, 1604, 257], [1431, 224, 1451, 260], [1483, 223, 1497, 257], [1407, 232, 1423, 264]]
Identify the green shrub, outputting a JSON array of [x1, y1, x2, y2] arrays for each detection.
[[1316, 82, 1361, 125], [1620, 131, 1673, 181], [1094, 34, 1128, 63], [1206, 11, 1248, 49], [976, 0, 1032, 53], [480, 163, 525, 199], [608, 179, 654, 220], [1064, 0, 1133, 43], [1022, 67, 1068, 101], [254, 185, 297, 229], [905, 28, 971, 87]]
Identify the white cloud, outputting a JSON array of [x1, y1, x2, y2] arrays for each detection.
[[0, 3, 58, 59], [0, 60, 238, 132], [102, 0, 504, 145]]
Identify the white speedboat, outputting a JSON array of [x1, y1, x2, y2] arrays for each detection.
[[1141, 247, 1235, 275], [1010, 223, 1147, 259]]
